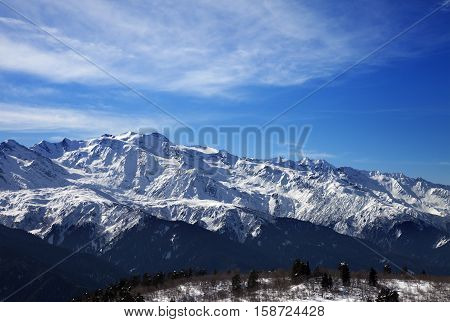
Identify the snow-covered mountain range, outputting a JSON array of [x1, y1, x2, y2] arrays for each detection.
[[1, 132, 449, 250]]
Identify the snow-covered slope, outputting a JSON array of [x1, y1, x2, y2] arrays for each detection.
[[0, 132, 449, 247], [0, 140, 70, 190], [143, 275, 450, 302]]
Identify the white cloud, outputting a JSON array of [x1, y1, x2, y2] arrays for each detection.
[[0, 103, 175, 135], [0, 82, 58, 97], [0, 0, 446, 97], [0, 34, 109, 83], [302, 150, 336, 160]]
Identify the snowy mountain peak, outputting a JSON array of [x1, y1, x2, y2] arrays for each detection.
[[32, 138, 85, 159], [115, 131, 139, 142], [298, 157, 334, 170]]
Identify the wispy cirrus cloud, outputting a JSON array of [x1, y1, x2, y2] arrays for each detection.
[[0, 0, 447, 97], [302, 150, 337, 160], [0, 103, 176, 135]]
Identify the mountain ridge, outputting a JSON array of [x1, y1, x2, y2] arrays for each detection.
[[0, 132, 449, 256]]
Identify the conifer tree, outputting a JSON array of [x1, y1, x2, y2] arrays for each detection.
[[231, 274, 242, 293], [143, 273, 151, 286], [247, 270, 259, 290], [291, 259, 310, 283], [368, 268, 378, 286], [321, 273, 328, 289], [338, 262, 351, 286], [321, 273, 333, 290]]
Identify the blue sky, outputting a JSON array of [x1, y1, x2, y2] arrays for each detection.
[[0, 0, 449, 184]]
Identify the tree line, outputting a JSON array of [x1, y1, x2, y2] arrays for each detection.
[[231, 260, 399, 302], [75, 261, 402, 302]]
